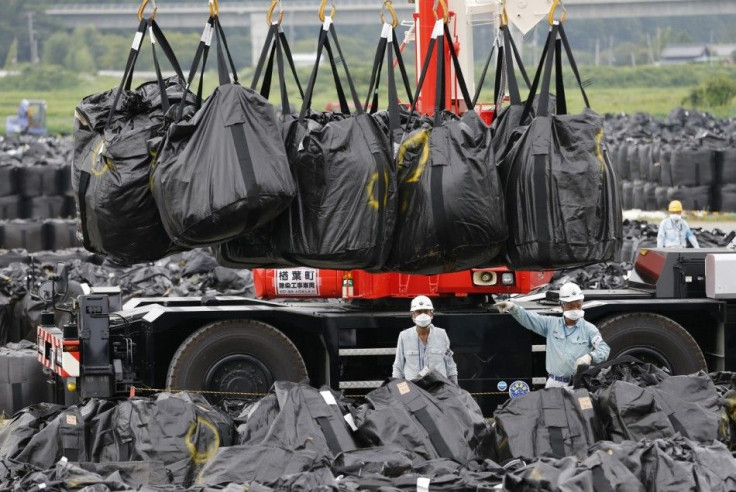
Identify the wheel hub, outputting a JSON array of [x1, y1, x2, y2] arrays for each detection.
[[203, 354, 273, 397], [617, 346, 674, 373]]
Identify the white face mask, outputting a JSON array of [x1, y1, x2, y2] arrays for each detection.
[[414, 313, 432, 328], [564, 309, 585, 321], [670, 214, 681, 222]]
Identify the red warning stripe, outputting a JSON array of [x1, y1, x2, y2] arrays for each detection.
[[36, 327, 77, 378]]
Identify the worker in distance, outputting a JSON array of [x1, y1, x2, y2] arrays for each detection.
[[392, 295, 459, 385], [657, 200, 700, 248], [495, 282, 610, 388]]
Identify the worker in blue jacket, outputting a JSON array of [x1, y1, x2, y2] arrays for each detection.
[[657, 200, 699, 248], [495, 282, 610, 389], [392, 295, 459, 385]]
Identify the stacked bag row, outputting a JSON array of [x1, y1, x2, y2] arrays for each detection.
[[606, 109, 736, 212], [0, 137, 75, 220], [3, 363, 736, 489], [72, 7, 621, 272], [0, 218, 80, 252]]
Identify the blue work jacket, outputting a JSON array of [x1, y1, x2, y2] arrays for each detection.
[[657, 217, 699, 248], [508, 304, 610, 378]]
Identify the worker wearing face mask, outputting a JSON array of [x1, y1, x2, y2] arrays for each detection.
[[391, 295, 459, 385], [495, 282, 610, 389], [657, 200, 699, 248]]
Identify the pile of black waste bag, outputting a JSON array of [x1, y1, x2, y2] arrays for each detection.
[[0, 248, 252, 345], [606, 108, 736, 212], [2, 360, 736, 490]]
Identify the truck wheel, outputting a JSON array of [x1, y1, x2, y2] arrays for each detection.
[[597, 313, 706, 374], [166, 319, 307, 402]]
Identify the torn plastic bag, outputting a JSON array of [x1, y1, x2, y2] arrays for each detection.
[[500, 24, 622, 269], [493, 387, 603, 461], [274, 18, 396, 270], [72, 17, 192, 265], [385, 21, 506, 273], [152, 16, 295, 248], [355, 375, 481, 464], [214, 23, 305, 269]]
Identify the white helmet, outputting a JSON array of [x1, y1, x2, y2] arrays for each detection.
[[558, 282, 584, 303], [410, 295, 434, 312]]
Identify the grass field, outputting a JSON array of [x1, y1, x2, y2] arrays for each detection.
[[0, 73, 734, 135]]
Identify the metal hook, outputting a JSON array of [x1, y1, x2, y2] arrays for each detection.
[[547, 0, 567, 25], [209, 0, 219, 18], [432, 0, 449, 24], [137, 0, 157, 21], [267, 0, 284, 25], [498, 0, 508, 27], [318, 0, 337, 22], [380, 0, 398, 28]]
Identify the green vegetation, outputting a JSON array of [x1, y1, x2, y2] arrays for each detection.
[[1, 62, 735, 135]]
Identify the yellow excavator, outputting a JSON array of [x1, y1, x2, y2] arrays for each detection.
[[5, 99, 47, 135]]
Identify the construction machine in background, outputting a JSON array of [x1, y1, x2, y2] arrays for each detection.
[[5, 99, 47, 136]]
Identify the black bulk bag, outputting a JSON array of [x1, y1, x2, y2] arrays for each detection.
[[152, 16, 295, 248], [274, 18, 396, 270], [72, 17, 192, 265], [493, 387, 604, 461], [363, 19, 424, 148], [385, 21, 506, 273], [483, 22, 533, 160], [215, 22, 304, 268], [500, 23, 622, 269]]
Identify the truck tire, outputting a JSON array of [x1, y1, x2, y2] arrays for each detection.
[[597, 313, 706, 374], [166, 319, 307, 401]]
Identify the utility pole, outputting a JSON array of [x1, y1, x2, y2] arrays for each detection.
[[27, 12, 39, 64], [595, 38, 600, 66]]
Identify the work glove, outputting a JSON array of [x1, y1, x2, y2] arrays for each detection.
[[449, 374, 458, 386], [495, 301, 516, 314], [574, 353, 592, 371]]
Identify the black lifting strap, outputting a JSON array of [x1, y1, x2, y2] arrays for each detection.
[[391, 381, 454, 459]]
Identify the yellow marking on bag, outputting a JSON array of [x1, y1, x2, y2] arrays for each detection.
[[397, 129, 430, 183], [366, 169, 391, 210], [185, 416, 221, 465], [595, 129, 605, 170], [89, 139, 116, 177]]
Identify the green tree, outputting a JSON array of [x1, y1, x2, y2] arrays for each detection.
[[682, 74, 736, 108], [41, 31, 72, 66]]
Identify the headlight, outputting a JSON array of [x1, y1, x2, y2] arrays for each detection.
[[501, 272, 515, 285]]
